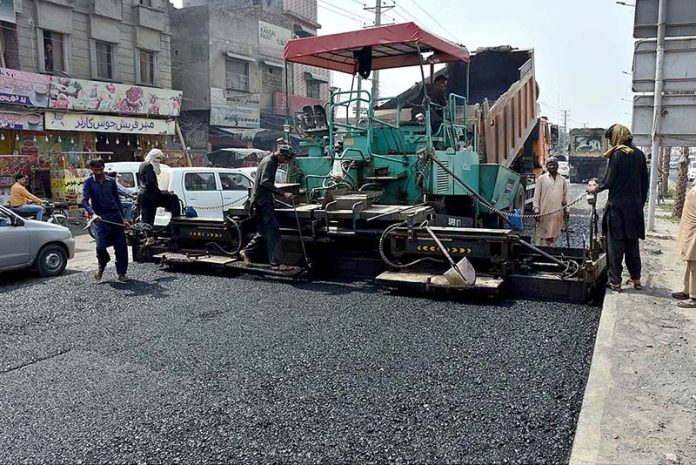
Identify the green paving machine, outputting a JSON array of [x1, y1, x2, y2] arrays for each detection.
[[143, 22, 607, 302]]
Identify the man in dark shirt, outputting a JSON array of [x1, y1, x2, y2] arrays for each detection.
[[82, 158, 130, 282], [587, 124, 649, 291], [410, 75, 448, 134], [239, 145, 295, 270], [137, 148, 181, 245]]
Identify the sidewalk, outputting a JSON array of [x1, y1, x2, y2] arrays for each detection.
[[570, 202, 696, 465]]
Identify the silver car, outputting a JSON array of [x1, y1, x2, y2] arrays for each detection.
[[0, 205, 75, 277]]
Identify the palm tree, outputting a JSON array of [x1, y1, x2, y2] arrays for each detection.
[[673, 146, 690, 218], [660, 146, 670, 197]]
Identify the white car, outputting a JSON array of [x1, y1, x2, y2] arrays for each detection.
[[688, 161, 696, 182], [0, 205, 75, 277]]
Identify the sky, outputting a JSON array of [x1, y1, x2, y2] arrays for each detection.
[[171, 0, 637, 129]]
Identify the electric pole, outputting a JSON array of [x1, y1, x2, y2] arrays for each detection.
[[364, 1, 394, 102]]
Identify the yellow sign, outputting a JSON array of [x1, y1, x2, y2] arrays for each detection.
[[189, 231, 224, 239], [417, 245, 472, 254]]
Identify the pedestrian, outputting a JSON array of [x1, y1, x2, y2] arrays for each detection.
[[239, 145, 295, 271], [587, 124, 649, 291], [10, 174, 46, 220], [533, 157, 568, 247], [81, 158, 130, 283], [137, 148, 181, 245], [673, 184, 696, 308], [107, 170, 134, 222]]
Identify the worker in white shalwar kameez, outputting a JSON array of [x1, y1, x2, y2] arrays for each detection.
[[533, 158, 568, 247]]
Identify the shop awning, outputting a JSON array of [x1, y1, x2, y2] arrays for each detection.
[[225, 51, 256, 62], [284, 22, 470, 75], [263, 60, 284, 68], [303, 71, 329, 83]]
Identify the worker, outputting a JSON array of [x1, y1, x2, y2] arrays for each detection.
[[10, 174, 45, 220], [137, 148, 181, 245], [107, 170, 134, 222], [239, 145, 295, 271], [533, 157, 569, 247], [410, 75, 448, 134], [674, 184, 696, 308], [81, 158, 130, 283], [587, 124, 649, 292]]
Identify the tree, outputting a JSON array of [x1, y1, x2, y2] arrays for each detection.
[[673, 146, 690, 218], [660, 146, 670, 197]]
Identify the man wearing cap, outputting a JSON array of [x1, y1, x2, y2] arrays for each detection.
[[10, 174, 45, 220], [239, 145, 295, 271], [533, 157, 568, 247]]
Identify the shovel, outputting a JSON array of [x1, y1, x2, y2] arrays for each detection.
[[424, 225, 476, 286], [83, 217, 129, 230]]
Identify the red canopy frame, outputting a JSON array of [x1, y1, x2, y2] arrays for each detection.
[[283, 22, 470, 74]]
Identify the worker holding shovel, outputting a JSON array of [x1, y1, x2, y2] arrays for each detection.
[[82, 158, 131, 283]]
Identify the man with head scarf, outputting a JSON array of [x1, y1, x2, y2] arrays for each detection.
[[587, 124, 649, 291], [137, 148, 181, 245], [673, 184, 696, 308], [533, 157, 568, 247]]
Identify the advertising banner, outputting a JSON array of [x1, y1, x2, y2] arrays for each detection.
[[210, 88, 260, 128], [44, 111, 176, 135], [0, 68, 51, 107], [259, 21, 291, 58], [274, 92, 323, 115], [0, 110, 44, 130], [49, 78, 183, 116]]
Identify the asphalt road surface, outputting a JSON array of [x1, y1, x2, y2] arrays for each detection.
[[0, 184, 603, 464]]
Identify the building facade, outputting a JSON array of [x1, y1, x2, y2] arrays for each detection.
[[172, 0, 329, 153], [0, 0, 185, 203]]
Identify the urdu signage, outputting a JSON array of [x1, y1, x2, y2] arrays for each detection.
[[44, 111, 176, 135]]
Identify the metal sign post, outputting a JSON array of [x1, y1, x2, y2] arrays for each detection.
[[647, 0, 666, 231]]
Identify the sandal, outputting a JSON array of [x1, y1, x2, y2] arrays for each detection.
[[677, 298, 696, 308], [607, 282, 622, 292], [671, 291, 689, 300], [626, 279, 643, 290]]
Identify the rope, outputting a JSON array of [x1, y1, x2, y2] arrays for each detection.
[[185, 197, 248, 211]]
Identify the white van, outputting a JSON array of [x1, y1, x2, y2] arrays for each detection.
[[104, 161, 171, 195], [155, 167, 254, 225]]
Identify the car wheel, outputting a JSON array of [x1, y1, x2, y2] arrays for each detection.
[[35, 244, 68, 277]]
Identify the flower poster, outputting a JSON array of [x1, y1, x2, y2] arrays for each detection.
[[49, 78, 183, 116]]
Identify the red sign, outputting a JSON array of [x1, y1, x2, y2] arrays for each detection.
[[274, 92, 322, 115]]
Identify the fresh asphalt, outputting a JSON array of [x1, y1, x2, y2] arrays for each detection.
[[0, 184, 603, 464]]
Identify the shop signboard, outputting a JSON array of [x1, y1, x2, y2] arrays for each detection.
[[0, 68, 51, 107], [0, 110, 44, 130], [259, 21, 291, 58], [44, 111, 176, 135], [51, 168, 92, 203], [274, 92, 323, 115], [49, 78, 183, 116], [210, 88, 260, 128]]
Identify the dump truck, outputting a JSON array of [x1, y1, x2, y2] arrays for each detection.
[[568, 128, 608, 183]]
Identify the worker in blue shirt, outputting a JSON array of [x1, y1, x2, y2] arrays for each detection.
[[107, 170, 135, 222], [82, 158, 130, 283]]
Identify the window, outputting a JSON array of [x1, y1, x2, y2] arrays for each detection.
[[184, 173, 217, 191], [138, 49, 156, 85], [0, 209, 11, 227], [95, 41, 114, 80], [116, 172, 135, 189], [219, 173, 251, 191], [306, 80, 320, 99], [43, 31, 64, 73], [225, 59, 249, 91]]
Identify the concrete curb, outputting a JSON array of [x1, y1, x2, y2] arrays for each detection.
[[569, 291, 618, 465]]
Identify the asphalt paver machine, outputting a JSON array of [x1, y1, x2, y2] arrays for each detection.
[[140, 22, 607, 302]]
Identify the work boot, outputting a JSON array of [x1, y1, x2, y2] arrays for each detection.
[[94, 268, 105, 282], [117, 274, 128, 283]]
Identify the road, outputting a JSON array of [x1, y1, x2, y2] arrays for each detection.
[[0, 185, 602, 464]]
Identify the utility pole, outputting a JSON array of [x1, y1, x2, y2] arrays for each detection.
[[364, 1, 394, 102], [647, 0, 666, 231]]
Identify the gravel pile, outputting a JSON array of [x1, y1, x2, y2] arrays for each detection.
[[0, 263, 600, 464]]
